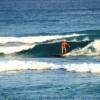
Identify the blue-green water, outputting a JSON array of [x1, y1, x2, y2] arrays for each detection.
[[0, 0, 100, 99], [0, 70, 100, 100]]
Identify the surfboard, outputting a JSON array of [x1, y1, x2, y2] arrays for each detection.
[[51, 54, 66, 58]]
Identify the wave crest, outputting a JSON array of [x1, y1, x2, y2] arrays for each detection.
[[0, 44, 36, 54], [0, 34, 81, 44]]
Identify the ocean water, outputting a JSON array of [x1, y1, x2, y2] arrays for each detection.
[[0, 0, 100, 99]]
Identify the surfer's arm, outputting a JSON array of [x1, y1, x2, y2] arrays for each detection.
[[66, 42, 70, 47]]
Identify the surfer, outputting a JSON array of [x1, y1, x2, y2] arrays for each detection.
[[61, 39, 70, 55]]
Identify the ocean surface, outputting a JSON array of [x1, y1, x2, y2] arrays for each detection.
[[0, 0, 100, 99]]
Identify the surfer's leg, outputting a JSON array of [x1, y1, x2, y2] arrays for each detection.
[[61, 48, 64, 55], [64, 48, 67, 54], [65, 48, 67, 54]]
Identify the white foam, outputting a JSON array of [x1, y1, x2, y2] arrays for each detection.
[[0, 60, 60, 72], [64, 63, 100, 73], [70, 36, 90, 42], [82, 37, 89, 41], [67, 40, 100, 56], [0, 44, 35, 54], [0, 34, 83, 44], [0, 60, 99, 73]]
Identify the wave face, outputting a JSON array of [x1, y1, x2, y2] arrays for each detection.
[[0, 30, 99, 58], [0, 33, 81, 55]]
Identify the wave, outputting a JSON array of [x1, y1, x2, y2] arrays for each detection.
[[0, 33, 81, 44], [0, 60, 99, 73], [0, 39, 99, 57], [0, 33, 86, 55], [67, 40, 100, 56], [0, 33, 99, 57]]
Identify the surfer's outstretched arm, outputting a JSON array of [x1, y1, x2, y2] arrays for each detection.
[[66, 42, 70, 47]]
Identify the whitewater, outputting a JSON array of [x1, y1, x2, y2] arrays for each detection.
[[0, 33, 99, 74], [0, 59, 99, 73], [67, 40, 100, 56], [0, 33, 80, 44], [0, 33, 99, 73]]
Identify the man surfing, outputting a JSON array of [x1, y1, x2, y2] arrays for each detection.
[[61, 39, 70, 55]]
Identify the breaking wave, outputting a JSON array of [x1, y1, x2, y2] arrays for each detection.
[[0, 44, 36, 54], [0, 33, 99, 57], [0, 33, 81, 44], [0, 33, 86, 55], [67, 40, 100, 56]]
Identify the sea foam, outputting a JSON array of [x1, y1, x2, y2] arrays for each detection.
[[0, 60, 99, 73], [0, 34, 81, 44], [67, 40, 100, 56]]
